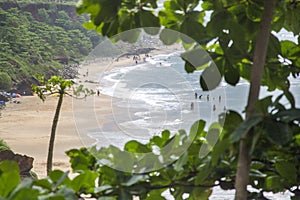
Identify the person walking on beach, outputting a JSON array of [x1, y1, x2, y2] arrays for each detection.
[[213, 104, 216, 112], [191, 102, 194, 110], [97, 90, 100, 96], [207, 95, 209, 101], [195, 92, 198, 99]]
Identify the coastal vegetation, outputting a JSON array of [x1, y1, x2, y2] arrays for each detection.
[[0, 2, 101, 92], [0, 0, 299, 200]]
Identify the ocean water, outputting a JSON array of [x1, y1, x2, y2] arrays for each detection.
[[93, 52, 228, 147], [91, 51, 300, 150], [75, 51, 298, 199]]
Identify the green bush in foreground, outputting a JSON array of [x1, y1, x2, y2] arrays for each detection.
[[0, 104, 299, 199]]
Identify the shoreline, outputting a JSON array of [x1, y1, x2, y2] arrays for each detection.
[[0, 47, 175, 178]]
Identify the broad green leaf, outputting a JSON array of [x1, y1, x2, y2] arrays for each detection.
[[191, 188, 212, 199], [83, 21, 96, 30], [114, 151, 135, 172], [94, 185, 113, 193], [122, 175, 146, 187], [206, 10, 234, 37], [219, 110, 243, 136], [267, 34, 281, 58], [181, 47, 212, 71], [161, 130, 170, 141], [189, 120, 206, 139], [159, 28, 179, 45], [231, 116, 263, 143], [224, 63, 240, 86], [98, 197, 116, 200], [249, 169, 266, 178], [56, 186, 77, 200], [71, 170, 98, 193], [139, 11, 160, 35], [146, 189, 166, 200], [180, 17, 206, 42], [200, 63, 222, 91], [195, 163, 211, 184], [211, 138, 230, 166], [124, 140, 151, 153], [273, 108, 300, 123], [245, 2, 263, 22], [118, 188, 131, 200], [254, 96, 272, 115], [33, 179, 52, 191], [265, 175, 282, 191], [0, 161, 20, 197], [8, 188, 39, 200], [263, 119, 292, 146], [275, 161, 297, 182], [173, 152, 188, 171]]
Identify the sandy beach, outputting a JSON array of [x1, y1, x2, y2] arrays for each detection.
[[0, 46, 175, 178]]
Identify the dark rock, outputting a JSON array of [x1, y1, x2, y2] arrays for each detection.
[[0, 150, 35, 179]]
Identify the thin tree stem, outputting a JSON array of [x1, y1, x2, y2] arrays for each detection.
[[235, 0, 277, 199], [46, 93, 64, 175]]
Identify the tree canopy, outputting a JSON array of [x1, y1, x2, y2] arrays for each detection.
[[0, 0, 299, 200], [0, 3, 101, 90]]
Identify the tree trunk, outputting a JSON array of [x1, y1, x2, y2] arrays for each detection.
[[46, 93, 64, 175], [234, 0, 276, 199]]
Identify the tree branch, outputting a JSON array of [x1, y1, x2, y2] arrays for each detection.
[[235, 0, 277, 199]]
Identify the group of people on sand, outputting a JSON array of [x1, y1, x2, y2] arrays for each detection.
[[114, 54, 151, 65], [191, 92, 226, 112]]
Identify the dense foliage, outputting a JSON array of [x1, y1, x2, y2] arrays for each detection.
[[0, 109, 300, 199], [74, 0, 300, 199], [0, 0, 299, 199], [0, 3, 101, 90], [0, 72, 12, 91]]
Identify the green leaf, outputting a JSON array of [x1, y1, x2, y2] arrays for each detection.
[[263, 119, 292, 146], [283, 89, 295, 108], [146, 189, 166, 200], [219, 110, 243, 135], [265, 175, 282, 191], [206, 10, 234, 37], [231, 116, 263, 143], [139, 10, 160, 35], [159, 28, 179, 45], [8, 188, 39, 200], [195, 163, 211, 184], [124, 140, 151, 153], [98, 197, 116, 200], [224, 63, 240, 86], [33, 179, 52, 191], [123, 175, 146, 187], [245, 2, 263, 22], [254, 96, 272, 115], [189, 120, 206, 139], [200, 63, 222, 91], [181, 47, 212, 71], [71, 170, 98, 193], [211, 138, 230, 166], [0, 161, 20, 197], [273, 109, 300, 123], [82, 21, 96, 30], [173, 152, 188, 171], [192, 188, 212, 199], [275, 161, 297, 182], [180, 17, 206, 42]]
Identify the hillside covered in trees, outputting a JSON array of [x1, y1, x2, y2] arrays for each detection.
[[0, 1, 102, 93]]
